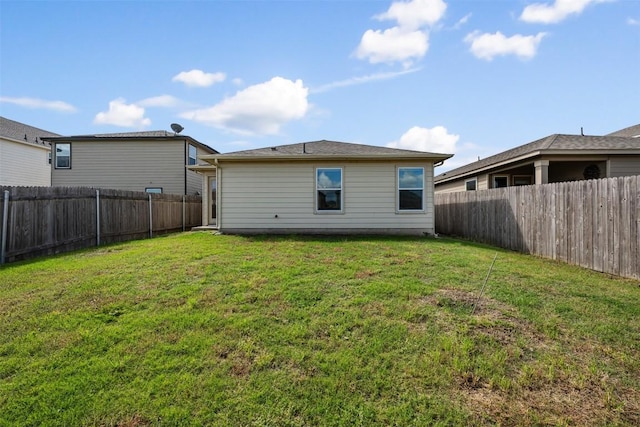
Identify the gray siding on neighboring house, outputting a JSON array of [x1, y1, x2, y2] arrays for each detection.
[[0, 139, 51, 186], [609, 156, 640, 177], [185, 144, 212, 195], [218, 161, 436, 235], [52, 139, 186, 194]]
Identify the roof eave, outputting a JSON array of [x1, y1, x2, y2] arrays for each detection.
[[435, 151, 542, 184], [2, 136, 52, 150], [187, 164, 217, 172], [41, 135, 218, 154], [200, 153, 453, 163], [434, 147, 640, 184]]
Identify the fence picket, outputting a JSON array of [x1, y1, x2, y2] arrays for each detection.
[[435, 176, 639, 280], [0, 186, 202, 263]]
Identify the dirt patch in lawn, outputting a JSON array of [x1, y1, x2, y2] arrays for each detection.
[[424, 288, 640, 426]]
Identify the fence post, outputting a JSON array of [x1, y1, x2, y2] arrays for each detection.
[[149, 193, 153, 238], [1, 190, 9, 265], [182, 195, 186, 232], [96, 190, 101, 246]]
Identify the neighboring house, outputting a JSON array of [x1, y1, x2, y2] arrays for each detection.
[[42, 131, 218, 195], [189, 140, 452, 235], [434, 126, 640, 193], [0, 116, 60, 186], [606, 124, 640, 138]]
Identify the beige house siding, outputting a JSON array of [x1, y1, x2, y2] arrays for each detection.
[[609, 156, 640, 177], [52, 139, 185, 194], [478, 175, 489, 190], [218, 161, 436, 235], [434, 179, 467, 194], [0, 138, 51, 186]]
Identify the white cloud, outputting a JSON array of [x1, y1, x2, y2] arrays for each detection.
[[464, 31, 546, 61], [355, 0, 447, 67], [94, 98, 151, 128], [318, 171, 341, 189], [310, 68, 421, 94], [172, 69, 226, 87], [452, 13, 472, 29], [628, 17, 639, 26], [137, 95, 180, 108], [376, 0, 447, 30], [180, 77, 309, 136], [520, 0, 609, 24], [387, 126, 459, 153], [0, 96, 76, 112], [355, 27, 428, 66]]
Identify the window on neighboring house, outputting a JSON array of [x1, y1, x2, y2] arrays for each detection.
[[493, 176, 509, 188], [145, 187, 163, 194], [188, 144, 197, 165], [54, 143, 70, 169], [398, 167, 424, 211], [465, 178, 477, 191], [316, 168, 342, 212]]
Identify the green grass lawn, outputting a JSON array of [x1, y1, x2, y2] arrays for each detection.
[[1, 233, 638, 426]]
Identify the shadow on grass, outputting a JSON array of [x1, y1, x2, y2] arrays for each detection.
[[0, 231, 513, 271]]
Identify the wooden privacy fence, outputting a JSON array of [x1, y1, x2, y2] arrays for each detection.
[[0, 186, 202, 264], [435, 175, 639, 280]]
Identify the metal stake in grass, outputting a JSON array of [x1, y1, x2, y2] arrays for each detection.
[[471, 252, 498, 315]]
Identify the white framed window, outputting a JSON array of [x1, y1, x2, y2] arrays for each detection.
[[316, 167, 343, 213], [493, 175, 509, 188], [465, 178, 477, 191], [188, 144, 197, 165], [54, 143, 71, 169], [398, 167, 424, 211]]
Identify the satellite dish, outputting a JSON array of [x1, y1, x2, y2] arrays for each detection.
[[171, 123, 184, 134]]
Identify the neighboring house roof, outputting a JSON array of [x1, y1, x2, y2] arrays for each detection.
[[199, 140, 452, 163], [607, 124, 640, 138], [0, 116, 60, 147], [75, 130, 184, 138], [41, 130, 218, 154], [435, 133, 640, 183]]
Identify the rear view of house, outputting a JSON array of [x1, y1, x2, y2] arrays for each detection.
[[190, 140, 452, 235], [43, 131, 218, 195], [0, 116, 59, 187]]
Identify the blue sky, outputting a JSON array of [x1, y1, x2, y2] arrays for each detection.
[[1, 0, 639, 171]]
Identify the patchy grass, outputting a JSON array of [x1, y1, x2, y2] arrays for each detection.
[[0, 233, 638, 426]]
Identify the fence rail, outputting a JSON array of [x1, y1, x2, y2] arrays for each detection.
[[0, 186, 202, 264], [435, 175, 639, 280]]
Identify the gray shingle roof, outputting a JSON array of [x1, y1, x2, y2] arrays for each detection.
[[607, 124, 640, 138], [214, 139, 452, 160], [0, 116, 60, 146], [435, 133, 640, 182]]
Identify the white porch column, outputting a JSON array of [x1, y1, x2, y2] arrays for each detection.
[[201, 174, 210, 226], [534, 160, 549, 185]]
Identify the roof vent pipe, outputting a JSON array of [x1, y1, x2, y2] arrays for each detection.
[[303, 143, 306, 154], [581, 127, 584, 136]]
